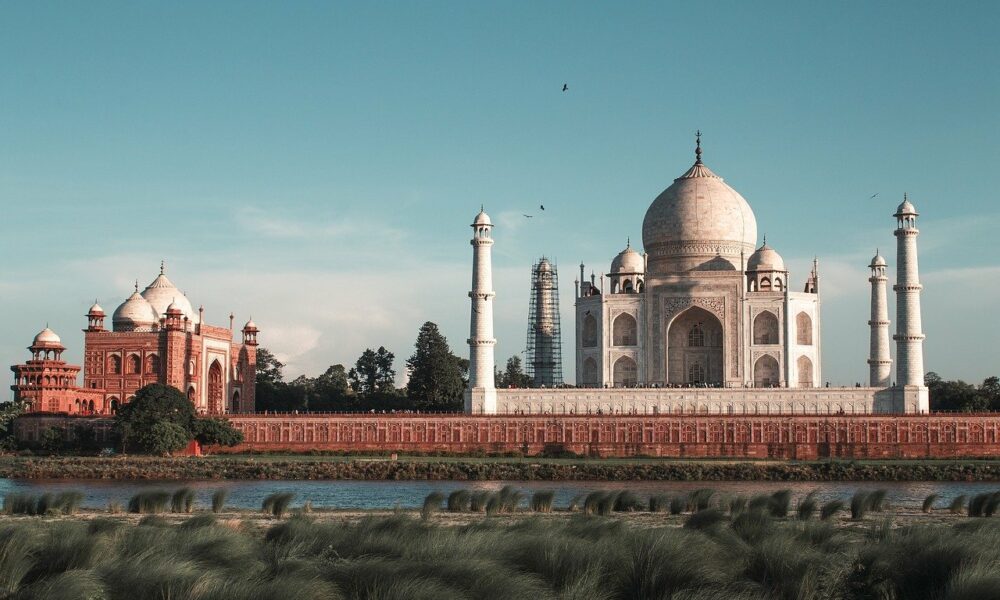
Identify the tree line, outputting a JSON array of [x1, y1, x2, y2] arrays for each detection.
[[926, 372, 1000, 412], [255, 321, 469, 413]]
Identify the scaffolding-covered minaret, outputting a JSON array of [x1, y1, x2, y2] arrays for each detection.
[[867, 251, 892, 387], [525, 257, 563, 387]]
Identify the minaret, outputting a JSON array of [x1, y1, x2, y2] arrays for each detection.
[[465, 208, 497, 413], [893, 194, 926, 391], [867, 251, 892, 387]]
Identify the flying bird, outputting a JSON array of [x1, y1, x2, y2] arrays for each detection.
[[539, 204, 545, 211], [523, 214, 534, 218], [562, 84, 568, 92], [869, 193, 879, 200]]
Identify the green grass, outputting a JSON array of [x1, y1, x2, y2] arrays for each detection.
[[2, 510, 998, 599]]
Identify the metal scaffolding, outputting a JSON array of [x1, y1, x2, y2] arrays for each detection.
[[525, 257, 563, 387]]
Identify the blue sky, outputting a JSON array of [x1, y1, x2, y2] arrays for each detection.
[[2, 1, 998, 394]]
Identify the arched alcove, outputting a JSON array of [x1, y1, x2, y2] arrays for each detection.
[[753, 355, 780, 387], [582, 314, 598, 348], [612, 356, 637, 386], [667, 306, 723, 385], [753, 311, 779, 345], [797, 355, 814, 387], [612, 313, 637, 346], [796, 312, 813, 345]]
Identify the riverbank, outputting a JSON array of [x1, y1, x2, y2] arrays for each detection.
[[5, 455, 1000, 481]]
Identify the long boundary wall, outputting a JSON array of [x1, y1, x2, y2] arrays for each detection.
[[16, 412, 1000, 459]]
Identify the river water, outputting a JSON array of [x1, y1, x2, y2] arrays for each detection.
[[2, 479, 999, 511]]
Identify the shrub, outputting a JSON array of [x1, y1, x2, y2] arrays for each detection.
[[950, 495, 968, 515], [820, 500, 845, 520], [729, 495, 748, 515], [869, 489, 889, 512], [3, 493, 37, 515], [797, 493, 818, 521], [530, 491, 555, 513], [769, 490, 793, 518], [262, 492, 295, 518], [684, 508, 727, 530], [170, 488, 195, 513], [567, 494, 584, 512], [128, 490, 171, 514], [968, 493, 989, 518], [421, 491, 444, 520], [669, 496, 685, 515], [496, 486, 524, 513], [851, 492, 871, 520], [447, 489, 471, 512], [211, 489, 229, 514], [922, 493, 938, 514], [614, 491, 644, 512], [470, 491, 490, 512], [985, 493, 1000, 517], [688, 489, 716, 512], [648, 495, 670, 513], [107, 501, 123, 514], [53, 491, 84, 515]]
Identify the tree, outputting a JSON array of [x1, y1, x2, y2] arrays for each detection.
[[406, 322, 466, 411], [980, 376, 1000, 411], [194, 418, 244, 447], [926, 372, 989, 412], [256, 348, 285, 385], [255, 347, 307, 412], [145, 422, 190, 456], [496, 356, 530, 388], [309, 364, 354, 411], [349, 347, 396, 395], [114, 383, 241, 454], [0, 400, 26, 451]]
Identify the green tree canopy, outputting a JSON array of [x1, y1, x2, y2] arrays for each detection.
[[114, 384, 242, 454], [349, 347, 396, 396], [926, 372, 994, 412], [496, 356, 530, 389], [406, 322, 466, 411]]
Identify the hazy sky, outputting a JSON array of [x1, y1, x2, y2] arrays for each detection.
[[2, 1, 998, 395]]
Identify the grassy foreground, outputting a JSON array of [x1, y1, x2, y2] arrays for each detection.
[[5, 455, 1000, 481], [4, 507, 1000, 599]]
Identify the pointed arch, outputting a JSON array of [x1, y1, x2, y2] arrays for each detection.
[[612, 313, 637, 346], [752, 311, 779, 345], [108, 354, 121, 375], [667, 306, 723, 385], [582, 314, 598, 348], [796, 312, 813, 345], [208, 360, 224, 414], [145, 354, 159, 375], [126, 354, 141, 374], [612, 356, 637, 387], [797, 355, 814, 387], [581, 357, 599, 385], [753, 355, 780, 387]]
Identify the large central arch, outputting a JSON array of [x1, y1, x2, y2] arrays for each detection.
[[208, 360, 224, 415], [667, 306, 723, 385]]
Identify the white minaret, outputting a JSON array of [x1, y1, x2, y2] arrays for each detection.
[[465, 208, 497, 414], [867, 251, 892, 387], [893, 195, 927, 404]]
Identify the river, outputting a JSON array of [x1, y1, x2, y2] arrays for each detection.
[[3, 479, 999, 511]]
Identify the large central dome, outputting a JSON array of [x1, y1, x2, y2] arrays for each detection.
[[641, 139, 757, 273]]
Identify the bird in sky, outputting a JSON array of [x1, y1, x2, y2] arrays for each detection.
[[869, 193, 879, 200], [523, 214, 534, 218], [539, 204, 545, 211], [562, 84, 568, 92]]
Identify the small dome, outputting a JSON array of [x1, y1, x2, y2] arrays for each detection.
[[611, 241, 645, 274], [243, 318, 258, 330], [472, 209, 492, 226], [871, 253, 887, 267], [747, 242, 786, 272], [165, 300, 183, 314], [33, 327, 62, 346], [88, 302, 104, 315], [895, 195, 917, 217], [113, 290, 157, 331]]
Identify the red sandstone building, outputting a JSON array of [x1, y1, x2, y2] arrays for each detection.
[[10, 264, 258, 415]]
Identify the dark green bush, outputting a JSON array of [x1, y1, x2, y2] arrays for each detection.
[[170, 488, 195, 513], [211, 489, 228, 513], [530, 491, 555, 513], [797, 492, 818, 521], [820, 500, 845, 520], [648, 495, 669, 513], [128, 490, 171, 514], [950, 495, 968, 515], [447, 489, 471, 512], [922, 493, 938, 513], [261, 492, 295, 518]]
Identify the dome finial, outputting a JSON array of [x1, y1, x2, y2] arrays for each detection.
[[695, 130, 703, 164], [626, 236, 630, 248], [160, 260, 165, 275], [762, 234, 767, 246], [134, 280, 138, 293]]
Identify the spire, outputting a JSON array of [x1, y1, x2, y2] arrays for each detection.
[[160, 260, 165, 275], [626, 237, 631, 249], [134, 280, 139, 293], [695, 130, 703, 165]]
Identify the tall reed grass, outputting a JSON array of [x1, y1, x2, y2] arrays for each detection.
[[1, 508, 992, 600], [261, 492, 295, 518]]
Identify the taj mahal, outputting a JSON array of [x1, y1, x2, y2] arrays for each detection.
[[465, 135, 929, 416]]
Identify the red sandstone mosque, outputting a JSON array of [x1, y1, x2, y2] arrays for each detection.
[[10, 263, 258, 416]]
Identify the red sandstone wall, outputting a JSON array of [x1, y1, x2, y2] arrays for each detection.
[[16, 413, 1000, 459], [221, 413, 1000, 459]]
